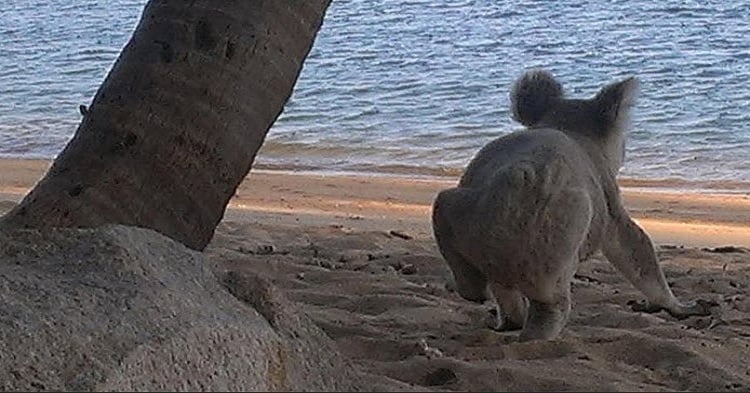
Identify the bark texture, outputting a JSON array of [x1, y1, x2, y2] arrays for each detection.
[[0, 0, 330, 250]]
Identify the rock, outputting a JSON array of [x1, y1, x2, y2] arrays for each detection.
[[0, 225, 368, 391], [400, 264, 417, 275], [700, 246, 748, 254], [388, 230, 412, 240], [0, 200, 16, 214], [422, 367, 457, 387]]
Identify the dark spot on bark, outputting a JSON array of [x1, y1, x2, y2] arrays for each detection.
[[195, 20, 217, 51], [225, 40, 235, 60], [123, 132, 137, 147], [69, 185, 84, 197], [154, 40, 173, 63], [107, 131, 137, 154]]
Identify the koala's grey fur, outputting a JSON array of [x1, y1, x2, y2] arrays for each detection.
[[432, 70, 713, 341]]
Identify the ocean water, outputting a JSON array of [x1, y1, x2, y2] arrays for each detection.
[[2, 0, 750, 187]]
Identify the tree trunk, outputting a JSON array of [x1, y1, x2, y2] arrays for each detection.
[[0, 0, 331, 250]]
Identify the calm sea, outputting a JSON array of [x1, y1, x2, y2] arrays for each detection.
[[2, 0, 750, 188]]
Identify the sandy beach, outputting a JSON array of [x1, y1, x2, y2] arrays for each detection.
[[2, 158, 750, 391]]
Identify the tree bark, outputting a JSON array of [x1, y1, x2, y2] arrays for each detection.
[[0, 0, 331, 250]]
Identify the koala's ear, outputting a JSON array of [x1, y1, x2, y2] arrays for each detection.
[[594, 76, 639, 131], [510, 69, 564, 127]]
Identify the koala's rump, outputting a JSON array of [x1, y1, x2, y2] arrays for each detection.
[[455, 130, 605, 284]]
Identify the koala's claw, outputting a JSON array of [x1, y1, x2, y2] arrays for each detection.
[[627, 299, 662, 314], [628, 298, 718, 320], [667, 299, 718, 320]]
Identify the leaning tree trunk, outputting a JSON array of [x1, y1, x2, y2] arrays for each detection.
[[0, 0, 331, 250]]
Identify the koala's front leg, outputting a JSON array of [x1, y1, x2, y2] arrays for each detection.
[[602, 211, 716, 318]]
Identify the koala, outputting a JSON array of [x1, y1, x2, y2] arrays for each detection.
[[432, 70, 714, 341]]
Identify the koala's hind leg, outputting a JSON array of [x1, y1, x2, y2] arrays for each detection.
[[489, 283, 528, 331], [432, 188, 488, 303], [517, 189, 592, 341], [602, 212, 716, 318]]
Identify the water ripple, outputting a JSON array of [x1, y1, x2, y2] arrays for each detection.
[[1, 0, 750, 183]]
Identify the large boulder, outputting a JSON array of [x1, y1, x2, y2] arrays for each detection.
[[0, 225, 365, 391]]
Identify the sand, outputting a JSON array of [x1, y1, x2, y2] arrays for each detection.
[[2, 158, 750, 391]]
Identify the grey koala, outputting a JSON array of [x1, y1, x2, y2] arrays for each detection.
[[432, 70, 714, 341]]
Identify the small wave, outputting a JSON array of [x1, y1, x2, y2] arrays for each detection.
[[253, 160, 464, 180]]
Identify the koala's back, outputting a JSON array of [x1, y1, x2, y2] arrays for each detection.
[[447, 128, 608, 277], [460, 129, 594, 191]]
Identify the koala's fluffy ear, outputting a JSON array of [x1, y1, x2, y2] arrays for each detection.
[[510, 69, 564, 127], [594, 76, 639, 132]]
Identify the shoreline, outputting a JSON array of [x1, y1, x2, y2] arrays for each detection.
[[2, 158, 750, 248], [3, 157, 750, 195]]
